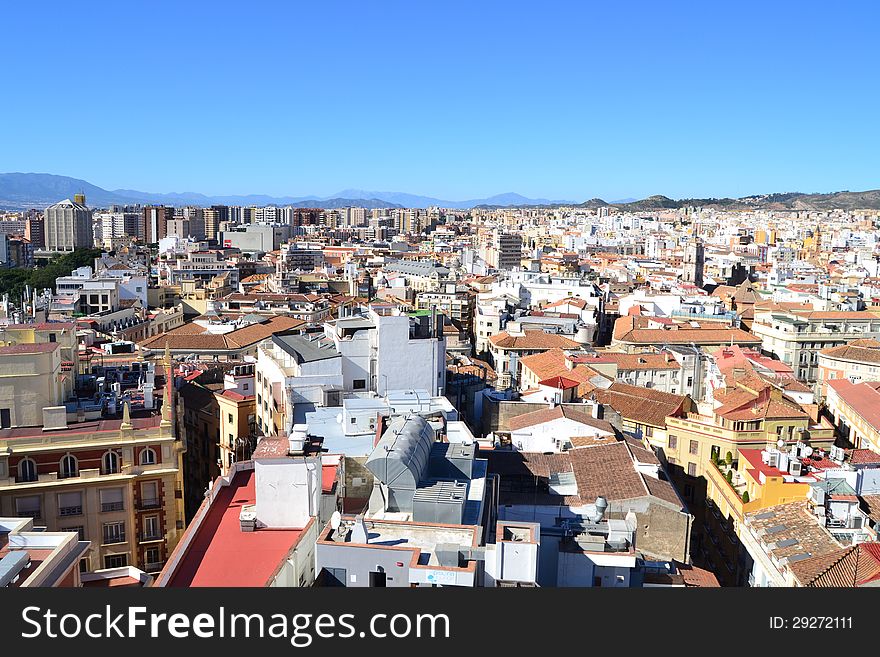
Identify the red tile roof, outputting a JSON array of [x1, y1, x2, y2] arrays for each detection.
[[507, 405, 615, 434], [488, 330, 581, 350], [828, 379, 880, 433]]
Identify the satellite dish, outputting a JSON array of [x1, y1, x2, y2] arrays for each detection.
[[330, 511, 342, 531], [777, 439, 785, 449], [803, 446, 814, 457], [336, 413, 343, 424]]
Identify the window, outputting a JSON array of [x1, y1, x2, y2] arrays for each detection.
[[353, 379, 366, 390], [18, 458, 37, 483], [0, 408, 11, 428], [140, 447, 157, 466], [228, 413, 234, 424], [59, 454, 78, 479], [49, 333, 57, 343], [322, 567, 347, 587], [687, 462, 697, 477], [79, 558, 89, 574], [104, 554, 128, 569], [100, 487, 124, 512], [144, 547, 161, 570], [668, 435, 677, 449], [65, 526, 86, 541], [15, 495, 41, 519], [102, 521, 126, 545], [102, 451, 120, 475], [689, 440, 699, 455], [143, 515, 161, 541], [58, 491, 83, 517], [141, 481, 159, 509]]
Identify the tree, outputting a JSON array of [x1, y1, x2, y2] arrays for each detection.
[[725, 451, 734, 466], [725, 470, 733, 484], [0, 248, 101, 299], [742, 491, 750, 503]]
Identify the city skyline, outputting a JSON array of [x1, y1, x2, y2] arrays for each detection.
[[2, 2, 879, 201]]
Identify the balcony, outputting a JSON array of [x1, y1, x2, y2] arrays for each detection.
[[59, 505, 83, 517], [140, 531, 163, 542], [101, 501, 124, 512], [708, 460, 749, 511], [143, 561, 164, 573], [102, 533, 126, 545], [137, 498, 161, 511]]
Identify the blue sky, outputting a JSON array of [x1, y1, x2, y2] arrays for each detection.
[[2, 1, 878, 201]]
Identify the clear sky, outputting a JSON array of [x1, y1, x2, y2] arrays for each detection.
[[2, 1, 878, 202]]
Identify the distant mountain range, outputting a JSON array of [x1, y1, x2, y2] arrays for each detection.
[[0, 174, 573, 211], [1, 172, 879, 212]]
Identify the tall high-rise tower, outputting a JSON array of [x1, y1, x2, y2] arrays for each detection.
[[44, 196, 93, 252]]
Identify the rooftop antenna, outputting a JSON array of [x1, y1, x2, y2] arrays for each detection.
[[330, 510, 342, 532]]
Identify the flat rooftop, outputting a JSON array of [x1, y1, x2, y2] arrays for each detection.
[[305, 406, 377, 457], [168, 470, 304, 587], [0, 414, 162, 442], [273, 333, 339, 363], [325, 517, 477, 567]]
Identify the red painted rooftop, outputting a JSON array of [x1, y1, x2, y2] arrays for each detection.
[[739, 449, 818, 481], [168, 469, 304, 587]]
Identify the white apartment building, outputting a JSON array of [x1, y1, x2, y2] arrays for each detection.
[[255, 307, 446, 437]]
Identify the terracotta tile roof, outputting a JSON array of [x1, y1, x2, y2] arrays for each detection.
[[643, 476, 683, 507], [620, 327, 761, 346], [820, 341, 880, 365], [507, 405, 615, 434], [827, 379, 880, 433], [717, 398, 808, 421], [569, 434, 619, 448], [485, 443, 682, 509], [139, 315, 303, 352], [859, 495, 880, 523], [568, 442, 647, 503], [543, 297, 588, 310], [849, 449, 880, 465], [745, 501, 842, 573], [795, 543, 880, 587], [489, 329, 581, 351], [518, 348, 607, 396], [593, 382, 687, 428], [675, 562, 721, 587], [484, 450, 572, 480], [538, 375, 580, 390], [583, 351, 680, 371]]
